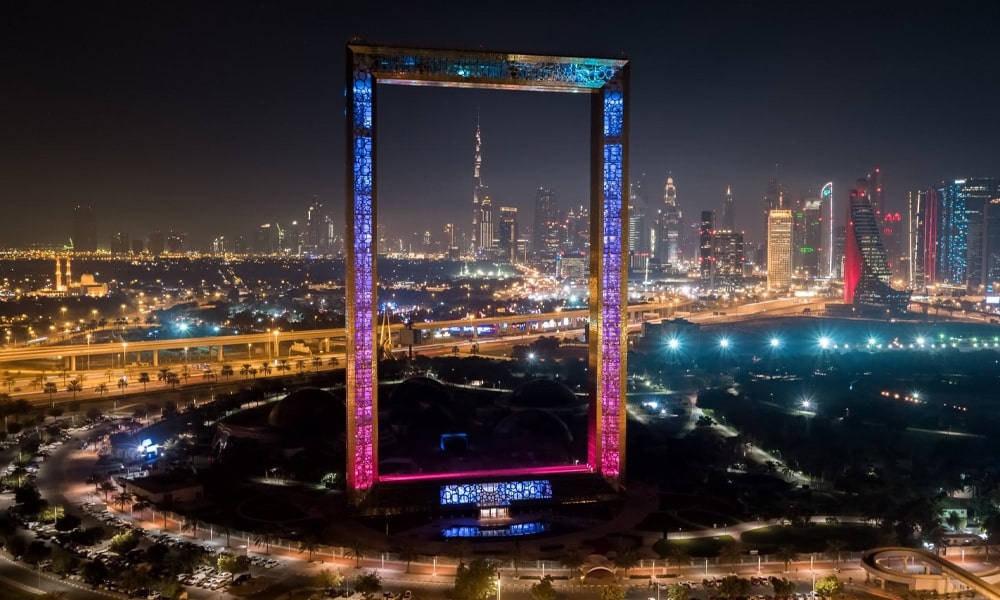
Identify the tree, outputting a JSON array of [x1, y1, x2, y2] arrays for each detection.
[[397, 542, 418, 573], [312, 357, 323, 372], [814, 575, 844, 598], [667, 585, 691, 600], [454, 558, 498, 600], [220, 364, 234, 380], [66, 378, 83, 400], [531, 576, 557, 600], [109, 529, 141, 554], [600, 584, 626, 600], [719, 540, 743, 570], [240, 364, 253, 379], [112, 491, 133, 513], [94, 382, 108, 397], [181, 516, 200, 538], [825, 539, 847, 567], [259, 362, 272, 376], [717, 576, 751, 600], [217, 554, 250, 582], [44, 381, 58, 403], [612, 545, 639, 576], [561, 547, 584, 574], [356, 570, 383, 599], [665, 543, 691, 575], [769, 577, 796, 600], [117, 377, 129, 396], [946, 511, 964, 532], [253, 529, 277, 555], [138, 372, 151, 391], [774, 545, 798, 573], [328, 356, 340, 368], [158, 368, 171, 384], [98, 480, 117, 500], [347, 539, 368, 568], [82, 560, 109, 586], [315, 568, 345, 590], [299, 534, 321, 562]]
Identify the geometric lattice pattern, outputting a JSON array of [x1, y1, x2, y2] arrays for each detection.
[[346, 44, 629, 502], [439, 480, 554, 506]]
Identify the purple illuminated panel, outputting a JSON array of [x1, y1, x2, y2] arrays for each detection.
[[347, 58, 377, 493], [598, 80, 626, 479]]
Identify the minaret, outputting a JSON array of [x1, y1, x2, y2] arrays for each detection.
[[472, 113, 484, 252], [722, 185, 735, 230], [55, 257, 62, 291], [65, 257, 72, 288]]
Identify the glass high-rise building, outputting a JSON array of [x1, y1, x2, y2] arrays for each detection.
[[934, 178, 1000, 291], [767, 209, 793, 291], [497, 207, 518, 264], [72, 205, 97, 253], [699, 210, 715, 286], [844, 189, 909, 312], [712, 230, 744, 292], [533, 187, 561, 257]]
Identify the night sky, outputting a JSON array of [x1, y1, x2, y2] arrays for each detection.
[[3, 1, 999, 250]]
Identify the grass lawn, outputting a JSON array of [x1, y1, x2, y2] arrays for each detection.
[[652, 535, 736, 559], [740, 524, 881, 554]]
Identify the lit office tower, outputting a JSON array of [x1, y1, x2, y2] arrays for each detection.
[[985, 198, 1000, 294], [793, 198, 822, 279], [72, 205, 97, 253], [497, 207, 518, 264], [479, 197, 494, 250], [699, 210, 715, 286], [472, 119, 489, 252], [722, 185, 735, 231], [628, 176, 650, 272], [767, 208, 793, 292], [564, 205, 589, 252], [110, 232, 130, 255], [305, 196, 332, 255], [821, 182, 834, 278], [533, 187, 561, 257], [934, 178, 1000, 290], [881, 211, 904, 283], [658, 176, 682, 267], [712, 230, 744, 292], [844, 188, 909, 312]]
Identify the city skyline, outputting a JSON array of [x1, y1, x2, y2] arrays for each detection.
[[3, 1, 1000, 249]]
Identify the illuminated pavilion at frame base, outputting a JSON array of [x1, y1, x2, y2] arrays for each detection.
[[342, 43, 631, 533]]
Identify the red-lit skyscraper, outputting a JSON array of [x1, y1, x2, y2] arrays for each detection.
[[844, 188, 909, 312]]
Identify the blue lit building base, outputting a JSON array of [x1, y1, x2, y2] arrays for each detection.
[[442, 521, 548, 538]]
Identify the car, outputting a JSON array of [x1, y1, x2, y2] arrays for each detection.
[[403, 591, 412, 600]]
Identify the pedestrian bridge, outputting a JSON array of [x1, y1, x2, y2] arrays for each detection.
[[861, 546, 1000, 599]]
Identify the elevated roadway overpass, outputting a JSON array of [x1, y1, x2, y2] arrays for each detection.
[[0, 301, 686, 371], [861, 546, 1000, 598]]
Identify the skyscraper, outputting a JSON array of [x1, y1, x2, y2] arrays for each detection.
[[148, 231, 165, 256], [699, 210, 715, 286], [658, 176, 682, 268], [628, 177, 649, 273], [479, 196, 494, 251], [110, 232, 130, 255], [934, 178, 1000, 290], [722, 185, 735, 231], [712, 230, 744, 292], [72, 205, 97, 253], [767, 208, 793, 291], [533, 187, 560, 257], [985, 198, 1000, 294], [821, 182, 834, 278], [844, 188, 909, 312], [497, 207, 518, 264], [472, 118, 488, 252], [793, 198, 822, 279]]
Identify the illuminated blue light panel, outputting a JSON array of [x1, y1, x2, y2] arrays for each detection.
[[440, 480, 553, 506]]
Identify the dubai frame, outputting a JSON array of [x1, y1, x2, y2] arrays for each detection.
[[346, 44, 629, 502]]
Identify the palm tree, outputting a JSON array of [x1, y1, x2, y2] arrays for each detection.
[[719, 540, 743, 571], [158, 368, 171, 384], [347, 539, 367, 568], [253, 529, 277, 555], [181, 516, 200, 538], [0, 393, 14, 433], [665, 544, 691, 575], [276, 359, 291, 374], [774, 545, 798, 573], [132, 498, 152, 520], [217, 519, 234, 548], [612, 544, 638, 577], [113, 491, 133, 513], [240, 364, 253, 379], [312, 357, 323, 372], [138, 372, 151, 391], [825, 539, 847, 567], [328, 356, 340, 368], [95, 382, 109, 397], [299, 535, 321, 562], [166, 372, 180, 388], [259, 363, 272, 376], [44, 381, 58, 404], [117, 377, 129, 396], [220, 364, 234, 380], [507, 540, 528, 575], [295, 359, 306, 372], [66, 378, 83, 400], [397, 542, 418, 573], [99, 480, 117, 500]]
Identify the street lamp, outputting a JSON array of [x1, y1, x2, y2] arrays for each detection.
[[122, 342, 128, 370], [247, 342, 252, 360], [273, 329, 280, 361], [86, 334, 92, 370]]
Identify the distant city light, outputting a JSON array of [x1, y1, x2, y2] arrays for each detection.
[[818, 336, 831, 349], [668, 338, 680, 350], [719, 338, 730, 349], [770, 337, 781, 348]]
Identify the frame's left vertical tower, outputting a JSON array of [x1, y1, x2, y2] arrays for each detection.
[[346, 47, 378, 502]]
